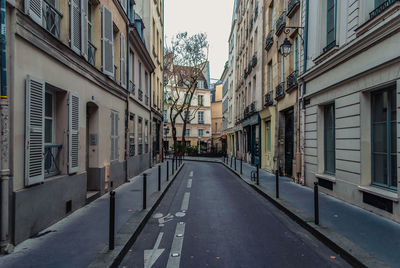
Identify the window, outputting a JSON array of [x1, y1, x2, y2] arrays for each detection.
[[266, 120, 271, 151], [120, 33, 126, 87], [102, 5, 114, 76], [186, 129, 190, 137], [138, 117, 143, 155], [198, 111, 204, 124], [197, 80, 204, 89], [198, 129, 204, 137], [110, 111, 119, 161], [88, 2, 93, 42], [45, 92, 55, 144], [268, 61, 273, 91], [326, 0, 336, 48], [129, 114, 135, 157], [324, 103, 335, 175], [371, 87, 397, 189], [184, 94, 190, 104], [163, 110, 168, 122], [139, 62, 142, 89], [164, 128, 168, 136], [198, 95, 204, 106], [145, 72, 149, 104], [145, 120, 148, 153]]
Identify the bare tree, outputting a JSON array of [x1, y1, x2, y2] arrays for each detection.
[[164, 32, 209, 156]]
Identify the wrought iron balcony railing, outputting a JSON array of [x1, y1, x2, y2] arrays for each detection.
[[287, 0, 300, 18], [198, 120, 204, 124], [129, 80, 135, 95], [88, 41, 96, 66], [264, 91, 274, 107], [138, 89, 143, 101], [275, 82, 285, 100], [43, 0, 62, 39], [265, 30, 274, 51], [250, 101, 256, 113], [252, 54, 257, 67], [275, 11, 286, 36], [370, 0, 399, 19], [44, 144, 62, 177], [286, 70, 298, 92]]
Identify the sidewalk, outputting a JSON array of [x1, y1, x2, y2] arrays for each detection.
[[0, 160, 183, 268], [217, 157, 400, 267]]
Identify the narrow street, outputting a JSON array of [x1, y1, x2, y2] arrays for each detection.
[[120, 162, 349, 268]]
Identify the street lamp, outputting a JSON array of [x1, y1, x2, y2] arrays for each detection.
[[280, 37, 292, 57]]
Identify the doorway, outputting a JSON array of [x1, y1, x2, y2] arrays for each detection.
[[86, 102, 99, 201], [284, 108, 294, 177]]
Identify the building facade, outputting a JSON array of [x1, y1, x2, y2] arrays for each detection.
[[302, 0, 400, 222], [211, 82, 223, 152], [1, 0, 155, 249]]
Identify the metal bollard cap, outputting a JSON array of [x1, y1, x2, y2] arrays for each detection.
[[110, 190, 115, 196]]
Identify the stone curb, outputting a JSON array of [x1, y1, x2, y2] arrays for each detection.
[[88, 162, 185, 268], [218, 160, 388, 268]]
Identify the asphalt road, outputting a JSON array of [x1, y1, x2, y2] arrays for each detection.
[[120, 161, 350, 268]]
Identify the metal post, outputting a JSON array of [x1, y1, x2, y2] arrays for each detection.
[[256, 164, 259, 185], [143, 173, 147, 210], [158, 165, 161, 191], [109, 191, 115, 250], [314, 182, 319, 225], [175, 156, 178, 170], [230, 156, 233, 167], [240, 158, 243, 174], [167, 161, 169, 181], [172, 158, 175, 174], [275, 169, 279, 199], [234, 157, 237, 171]]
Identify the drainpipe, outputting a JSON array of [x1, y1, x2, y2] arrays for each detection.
[[0, 0, 10, 253], [300, 0, 309, 185], [125, 15, 130, 183], [161, 0, 164, 161]]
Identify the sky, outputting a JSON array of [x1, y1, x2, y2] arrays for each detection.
[[164, 0, 234, 80]]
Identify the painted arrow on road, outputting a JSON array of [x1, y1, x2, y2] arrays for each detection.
[[144, 232, 165, 268]]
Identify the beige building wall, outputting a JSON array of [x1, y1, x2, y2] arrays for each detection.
[[212, 83, 223, 150]]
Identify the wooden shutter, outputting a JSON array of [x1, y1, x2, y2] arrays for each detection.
[[120, 33, 126, 88], [110, 111, 119, 160], [102, 5, 114, 76], [81, 0, 89, 59], [25, 0, 43, 25], [70, 0, 82, 54], [68, 93, 80, 174], [25, 75, 45, 186]]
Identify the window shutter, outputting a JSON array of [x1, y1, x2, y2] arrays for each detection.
[[110, 112, 115, 160], [120, 0, 127, 13], [81, 0, 89, 59], [70, 0, 82, 54], [120, 33, 126, 88], [25, 0, 43, 25], [102, 5, 114, 76], [116, 114, 119, 159], [68, 93, 80, 174], [25, 75, 45, 186]]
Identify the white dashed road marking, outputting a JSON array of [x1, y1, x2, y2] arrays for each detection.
[[181, 192, 190, 211], [166, 222, 186, 268], [187, 179, 192, 188], [189, 171, 193, 177]]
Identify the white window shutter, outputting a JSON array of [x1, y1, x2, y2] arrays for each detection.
[[120, 33, 126, 88], [116, 114, 119, 159], [81, 0, 89, 60], [70, 0, 82, 54], [102, 5, 114, 76], [25, 75, 45, 186], [68, 93, 80, 174], [110, 112, 114, 160], [25, 0, 43, 25]]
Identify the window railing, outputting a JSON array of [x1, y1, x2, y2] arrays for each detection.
[[145, 95, 149, 105], [275, 82, 285, 100], [286, 70, 298, 92], [129, 80, 135, 95], [198, 119, 204, 124], [44, 144, 62, 178], [287, 0, 301, 18], [265, 30, 274, 51], [370, 0, 399, 19], [42, 0, 62, 39], [88, 41, 96, 66], [138, 89, 143, 101], [264, 91, 274, 107], [275, 11, 286, 36]]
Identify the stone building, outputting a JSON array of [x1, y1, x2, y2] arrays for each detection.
[[211, 82, 223, 152], [0, 0, 156, 249]]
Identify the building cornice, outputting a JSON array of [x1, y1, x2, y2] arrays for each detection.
[[129, 26, 156, 72]]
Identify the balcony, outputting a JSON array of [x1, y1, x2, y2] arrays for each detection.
[[145, 95, 149, 106], [286, 70, 298, 92], [250, 101, 256, 113], [44, 144, 62, 177], [198, 120, 204, 124], [287, 0, 300, 18], [129, 80, 135, 95], [43, 0, 62, 39], [88, 41, 96, 66], [265, 30, 274, 51], [251, 54, 257, 67], [275, 11, 286, 36], [370, 0, 399, 19], [264, 92, 274, 107], [138, 88, 143, 101], [275, 82, 285, 100]]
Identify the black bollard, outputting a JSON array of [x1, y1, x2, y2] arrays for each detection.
[[240, 158, 243, 174], [234, 157, 237, 171], [275, 169, 279, 199], [109, 191, 115, 250], [314, 182, 319, 225], [172, 158, 175, 174], [230, 156, 233, 167], [175, 156, 178, 170], [143, 173, 147, 210], [167, 161, 169, 181], [158, 165, 161, 191], [256, 164, 259, 185]]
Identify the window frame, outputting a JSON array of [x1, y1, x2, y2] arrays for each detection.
[[44, 91, 56, 145], [326, 0, 337, 47]]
